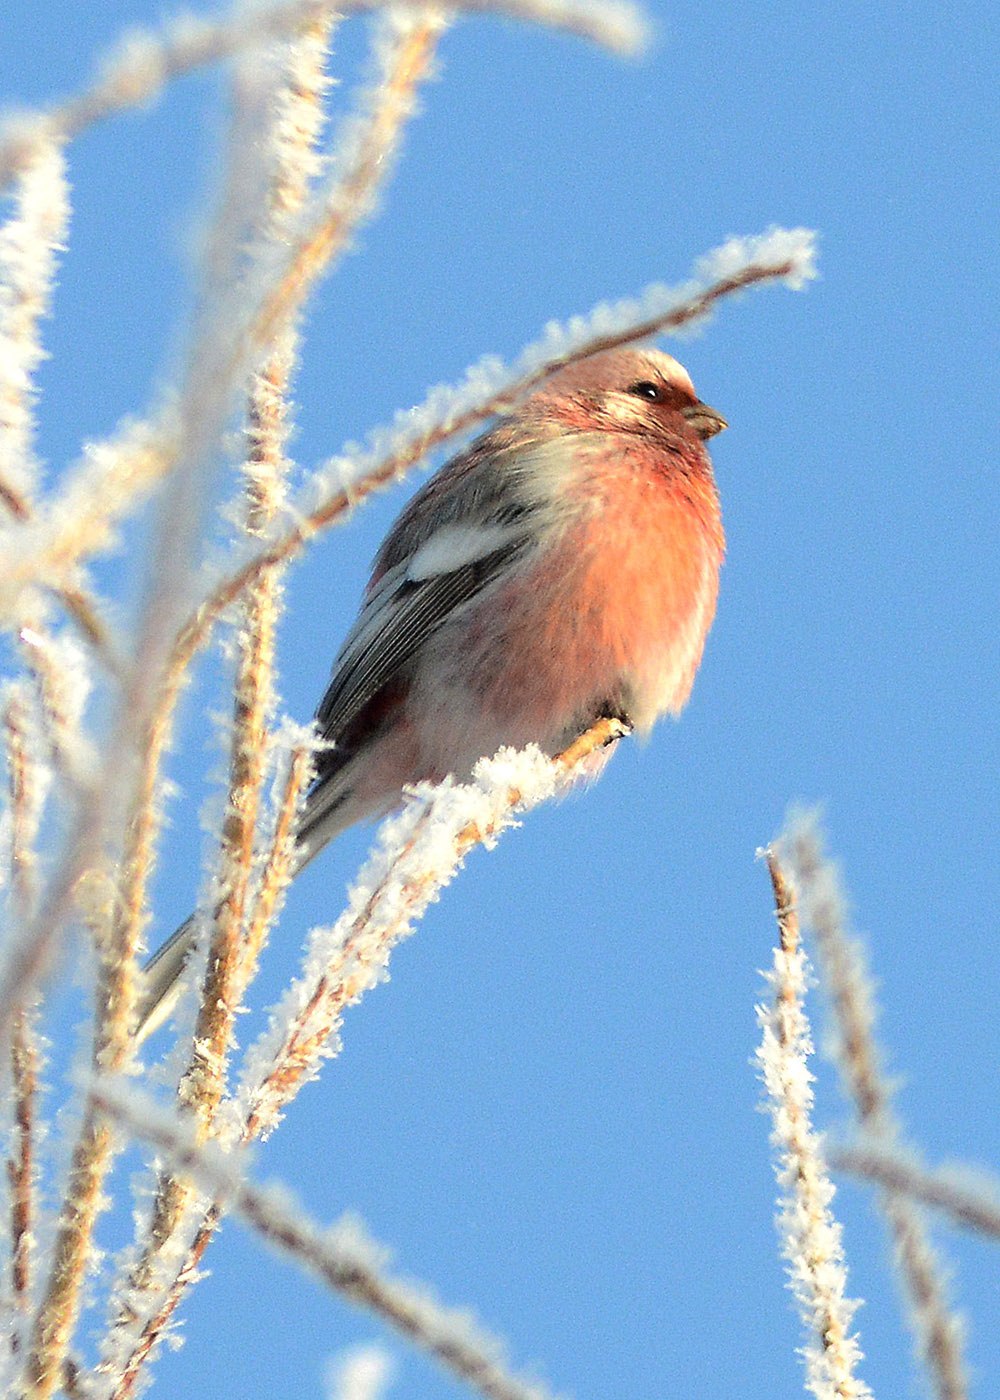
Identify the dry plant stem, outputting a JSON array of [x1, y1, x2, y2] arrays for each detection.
[[0, 139, 114, 663], [0, 0, 642, 191], [0, 8, 294, 1065], [132, 11, 444, 1319], [247, 255, 805, 569], [761, 849, 871, 1400], [96, 745, 309, 1400], [107, 1206, 222, 1400], [0, 142, 66, 504], [0, 476, 30, 519], [7, 1011, 38, 1333], [249, 15, 446, 357], [833, 1146, 1000, 1244], [0, 7, 438, 1057], [17, 32, 341, 1393], [16, 626, 89, 788], [241, 806, 438, 1142], [106, 719, 626, 1396], [239, 743, 315, 996], [4, 697, 43, 1342], [94, 15, 445, 975], [22, 25, 441, 1175], [243, 715, 628, 1141], [23, 777, 174, 1396], [24, 1119, 117, 1398], [0, 243, 802, 621], [4, 693, 37, 912], [0, 7, 631, 621], [91, 1082, 559, 1400], [187, 374, 290, 1108], [788, 822, 967, 1400], [23, 609, 188, 1396], [105, 29, 334, 1384], [185, 3, 380, 1142], [25, 859, 149, 1392]]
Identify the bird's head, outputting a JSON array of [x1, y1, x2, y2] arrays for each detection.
[[532, 347, 727, 445]]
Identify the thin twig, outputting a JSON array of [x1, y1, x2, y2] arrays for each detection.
[[182, 11, 337, 1153], [237, 741, 316, 1008], [784, 815, 967, 1400], [91, 1077, 565, 1400], [756, 848, 872, 1400], [152, 235, 817, 758], [239, 717, 627, 1144], [3, 694, 45, 1349], [0, 0, 647, 194], [115, 30, 447, 1379], [833, 1145, 1000, 1245]]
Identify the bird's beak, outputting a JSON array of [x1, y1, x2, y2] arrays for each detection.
[[682, 401, 728, 440]]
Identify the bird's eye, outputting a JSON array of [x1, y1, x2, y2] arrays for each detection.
[[627, 381, 663, 402]]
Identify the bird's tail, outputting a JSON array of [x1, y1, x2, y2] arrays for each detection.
[[135, 913, 200, 1042]]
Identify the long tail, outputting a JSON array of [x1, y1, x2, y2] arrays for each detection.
[[134, 759, 366, 1043], [135, 913, 200, 1041]]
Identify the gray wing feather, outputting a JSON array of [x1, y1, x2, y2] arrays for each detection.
[[314, 429, 579, 744], [315, 536, 533, 743]]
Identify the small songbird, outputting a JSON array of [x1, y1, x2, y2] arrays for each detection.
[[137, 346, 727, 1038]]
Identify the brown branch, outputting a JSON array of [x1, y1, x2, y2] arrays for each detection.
[[8, 1012, 38, 1326], [237, 741, 315, 1007], [243, 716, 628, 1142], [0, 0, 644, 193]]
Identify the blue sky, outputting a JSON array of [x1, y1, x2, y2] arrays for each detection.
[[2, 1, 998, 1397]]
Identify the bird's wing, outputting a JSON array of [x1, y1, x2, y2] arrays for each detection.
[[314, 522, 534, 745], [314, 429, 588, 745]]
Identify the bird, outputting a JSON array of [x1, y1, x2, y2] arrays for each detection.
[[136, 346, 727, 1039]]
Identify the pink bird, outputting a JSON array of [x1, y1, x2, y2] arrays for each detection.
[[138, 347, 726, 1036]]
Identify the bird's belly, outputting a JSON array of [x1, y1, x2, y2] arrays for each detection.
[[408, 496, 720, 775]]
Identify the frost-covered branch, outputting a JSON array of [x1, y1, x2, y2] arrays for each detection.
[[124, 21, 450, 1350], [2, 690, 46, 1347], [90, 1077, 563, 1400], [782, 814, 968, 1400], [185, 12, 336, 1148], [0, 0, 647, 194], [756, 847, 872, 1400], [197, 3, 443, 1134], [833, 1145, 1000, 1244], [233, 719, 625, 1144], [98, 722, 623, 1389], [0, 138, 68, 516]]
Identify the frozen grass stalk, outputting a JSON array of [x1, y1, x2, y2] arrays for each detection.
[[783, 814, 968, 1400], [756, 848, 873, 1400]]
